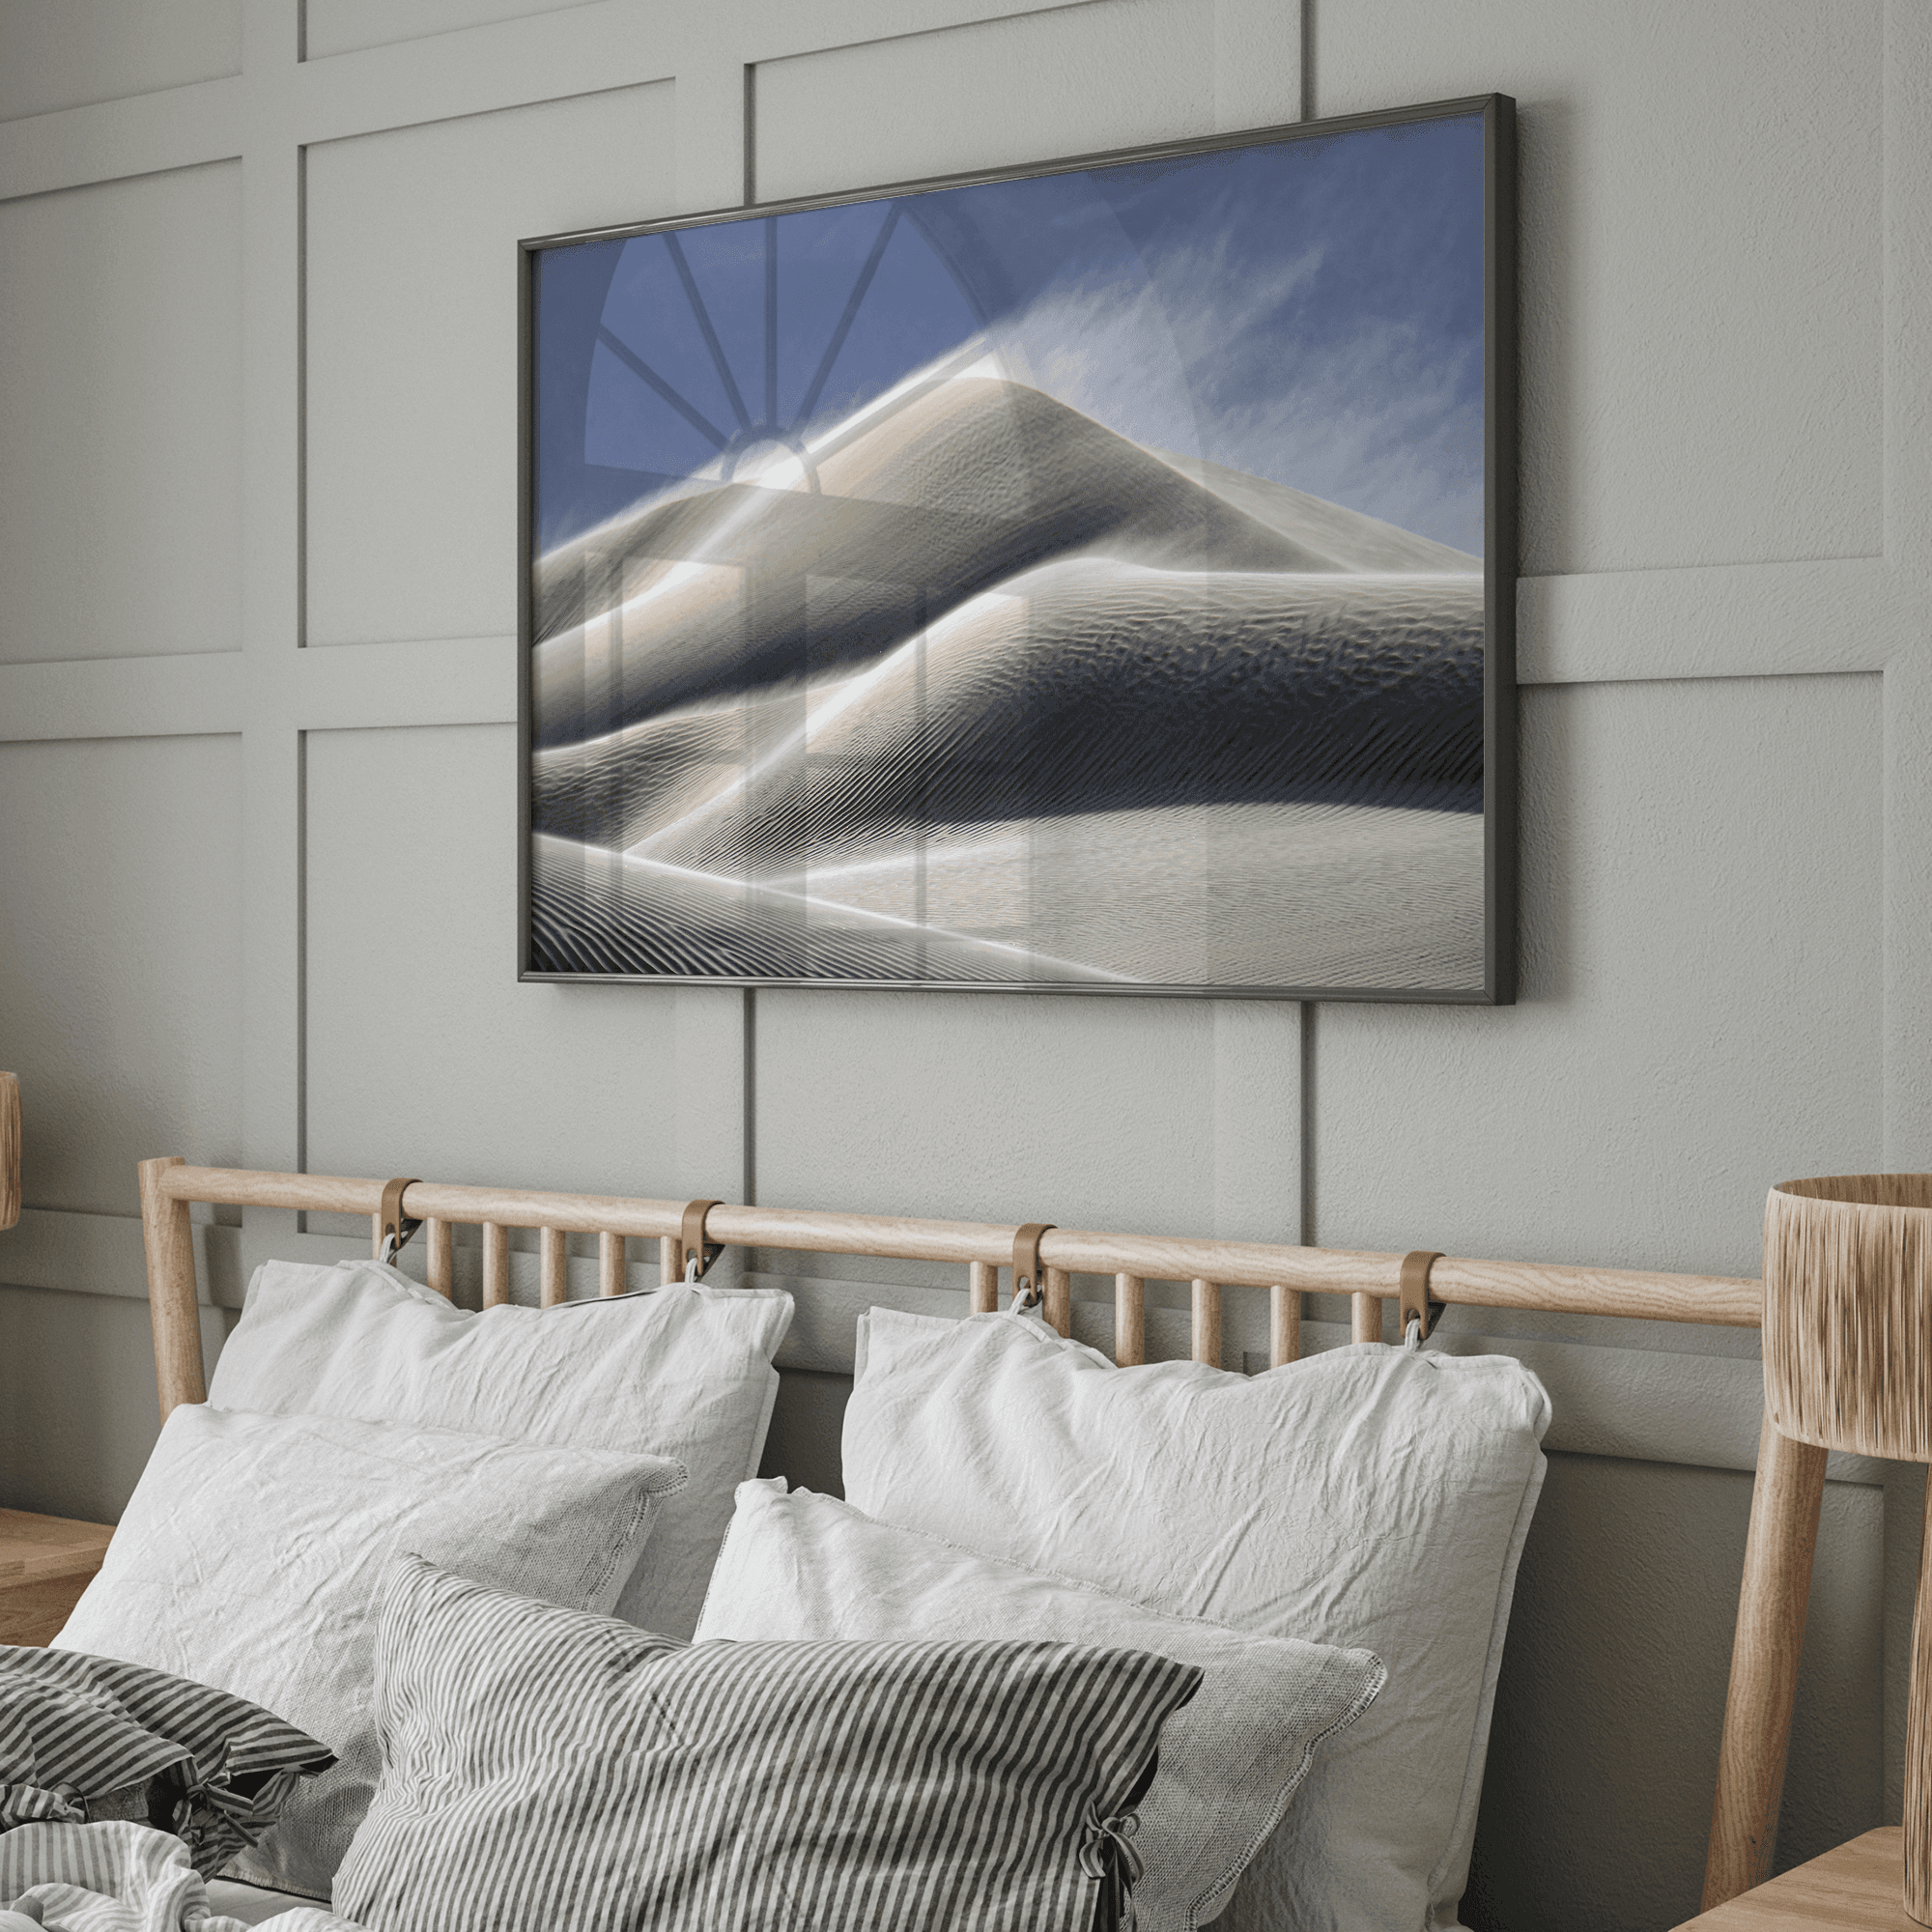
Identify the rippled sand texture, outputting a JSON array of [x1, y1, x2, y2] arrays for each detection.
[[530, 362, 1487, 990]]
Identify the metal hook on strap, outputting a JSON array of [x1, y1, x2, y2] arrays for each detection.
[[1011, 1222, 1056, 1313], [377, 1178, 422, 1265], [1398, 1250, 1446, 1347], [678, 1200, 724, 1282]]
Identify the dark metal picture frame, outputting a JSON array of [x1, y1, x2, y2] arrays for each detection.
[[519, 94, 1517, 1002]]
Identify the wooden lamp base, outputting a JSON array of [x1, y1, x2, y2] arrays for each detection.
[[1908, 1475, 1932, 1925], [0, 1072, 18, 1231]]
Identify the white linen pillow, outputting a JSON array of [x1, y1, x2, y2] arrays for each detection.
[[54, 1404, 685, 1904], [841, 1308, 1551, 1932], [695, 1478, 1386, 1932], [208, 1256, 792, 1639]]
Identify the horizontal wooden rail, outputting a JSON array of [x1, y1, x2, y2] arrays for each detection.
[[159, 1167, 689, 1239], [705, 1203, 1019, 1266], [154, 1162, 1761, 1328], [1431, 1256, 1760, 1327]]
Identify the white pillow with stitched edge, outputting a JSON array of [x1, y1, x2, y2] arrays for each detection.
[[841, 1308, 1551, 1932], [55, 1404, 686, 1904], [208, 1256, 792, 1640], [695, 1478, 1387, 1932]]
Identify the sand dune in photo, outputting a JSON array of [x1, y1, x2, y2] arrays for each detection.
[[527, 357, 1488, 989], [532, 557, 1482, 864], [528, 796, 1481, 989], [530, 364, 1474, 749]]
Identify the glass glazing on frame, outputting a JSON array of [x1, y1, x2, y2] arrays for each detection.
[[525, 103, 1503, 996]]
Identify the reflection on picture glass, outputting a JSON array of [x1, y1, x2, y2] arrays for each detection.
[[527, 111, 1493, 993]]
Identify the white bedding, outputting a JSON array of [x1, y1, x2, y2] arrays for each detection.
[[843, 1308, 1552, 1932], [0, 1824, 360, 1932], [202, 1880, 333, 1927]]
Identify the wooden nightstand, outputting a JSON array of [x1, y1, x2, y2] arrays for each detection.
[[0, 1508, 114, 1647], [1674, 1830, 1917, 1929]]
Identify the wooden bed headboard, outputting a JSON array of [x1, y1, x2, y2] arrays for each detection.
[[134, 1151, 1812, 1915]]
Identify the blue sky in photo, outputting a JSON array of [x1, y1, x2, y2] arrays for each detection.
[[537, 110, 1488, 554]]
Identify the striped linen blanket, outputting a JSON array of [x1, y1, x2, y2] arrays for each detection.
[[0, 1823, 362, 1932]]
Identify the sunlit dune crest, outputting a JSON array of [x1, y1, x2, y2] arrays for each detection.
[[528, 369, 1448, 748]]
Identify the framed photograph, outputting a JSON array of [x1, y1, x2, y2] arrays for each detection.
[[520, 94, 1516, 1001]]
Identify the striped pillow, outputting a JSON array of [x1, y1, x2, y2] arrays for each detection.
[[0, 1647, 333, 1877], [335, 1553, 1202, 1932]]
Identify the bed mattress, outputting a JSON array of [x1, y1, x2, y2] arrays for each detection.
[[206, 1877, 329, 1924]]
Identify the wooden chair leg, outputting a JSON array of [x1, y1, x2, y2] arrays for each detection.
[[1702, 1414, 1830, 1909]]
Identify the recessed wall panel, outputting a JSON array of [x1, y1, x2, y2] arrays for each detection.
[[1317, 0, 1883, 577], [306, 0, 594, 60], [0, 736, 242, 1215], [304, 724, 694, 1195], [0, 1288, 170, 1521], [304, 84, 673, 649], [1313, 673, 1884, 1280], [1465, 1456, 1882, 1932], [0, 0, 241, 123], [754, 990, 1291, 1240], [753, 0, 1216, 204], [0, 163, 242, 664]]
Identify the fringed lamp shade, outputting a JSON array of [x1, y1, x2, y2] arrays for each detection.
[[1765, 1176, 1932, 1459], [1763, 1174, 1932, 1923]]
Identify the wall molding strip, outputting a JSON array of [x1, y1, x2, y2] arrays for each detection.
[[0, 655, 245, 742], [0, 77, 243, 204], [1518, 557, 1908, 686]]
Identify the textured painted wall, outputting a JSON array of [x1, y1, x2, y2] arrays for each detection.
[[1, 4, 1925, 1926]]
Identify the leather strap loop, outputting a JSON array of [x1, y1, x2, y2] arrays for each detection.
[[1011, 1223, 1056, 1311], [1398, 1249, 1445, 1343], [679, 1199, 723, 1280], [377, 1178, 422, 1263]]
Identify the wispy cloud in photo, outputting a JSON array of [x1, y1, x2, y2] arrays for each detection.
[[542, 108, 1489, 554], [989, 240, 1483, 554]]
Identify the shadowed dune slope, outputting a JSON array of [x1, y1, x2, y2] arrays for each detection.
[[532, 559, 1484, 863]]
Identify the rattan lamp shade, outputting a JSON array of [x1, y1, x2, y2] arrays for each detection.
[[1764, 1175, 1932, 1459], [1762, 1174, 1932, 1923]]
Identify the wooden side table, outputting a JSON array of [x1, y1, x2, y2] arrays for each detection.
[[0, 1508, 114, 1646], [1676, 1830, 1917, 1929]]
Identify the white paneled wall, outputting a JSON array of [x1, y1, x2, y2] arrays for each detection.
[[305, 723, 694, 1198], [0, 4, 1924, 1926], [304, 0, 593, 62], [755, 989, 1301, 1237], [753, 0, 1221, 198], [0, 0, 240, 122], [0, 161, 243, 662], [0, 737, 244, 1213], [1320, 0, 1887, 579], [305, 83, 676, 645], [1316, 674, 1886, 1278]]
